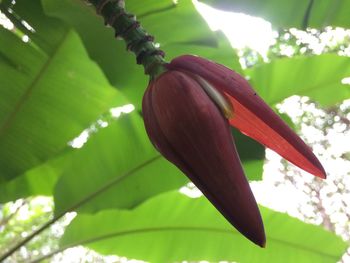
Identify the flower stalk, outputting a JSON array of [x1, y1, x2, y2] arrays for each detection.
[[87, 0, 166, 77]]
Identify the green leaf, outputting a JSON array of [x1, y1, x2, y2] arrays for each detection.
[[200, 0, 350, 29], [232, 129, 264, 181], [54, 109, 265, 216], [54, 112, 187, 215], [242, 159, 264, 181], [133, 0, 216, 46], [41, 0, 145, 105], [42, 0, 241, 108], [0, 24, 118, 182], [61, 191, 347, 263], [0, 153, 69, 203], [165, 32, 243, 74], [246, 54, 350, 106]]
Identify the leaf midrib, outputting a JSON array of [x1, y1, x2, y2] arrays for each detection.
[[62, 226, 341, 260], [0, 29, 70, 137]]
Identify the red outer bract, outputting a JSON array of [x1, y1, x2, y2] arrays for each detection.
[[142, 55, 326, 247], [168, 55, 326, 179], [143, 70, 265, 247]]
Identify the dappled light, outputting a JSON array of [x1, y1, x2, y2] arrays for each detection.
[[69, 104, 135, 149], [0, 0, 349, 262]]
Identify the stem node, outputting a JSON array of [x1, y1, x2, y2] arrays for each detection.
[[90, 0, 166, 77]]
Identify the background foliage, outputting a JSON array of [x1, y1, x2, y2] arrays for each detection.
[[0, 0, 349, 262]]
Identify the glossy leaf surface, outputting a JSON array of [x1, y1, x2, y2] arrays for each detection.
[[246, 54, 350, 106], [0, 24, 118, 182], [61, 192, 348, 263]]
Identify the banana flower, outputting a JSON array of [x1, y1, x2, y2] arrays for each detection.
[[142, 55, 326, 247]]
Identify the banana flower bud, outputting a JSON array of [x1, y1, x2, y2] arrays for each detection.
[[142, 55, 326, 247]]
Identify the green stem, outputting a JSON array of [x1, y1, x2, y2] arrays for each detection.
[[88, 0, 167, 78]]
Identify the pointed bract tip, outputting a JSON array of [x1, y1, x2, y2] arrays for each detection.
[[316, 168, 327, 179], [246, 228, 266, 248], [303, 157, 327, 179]]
